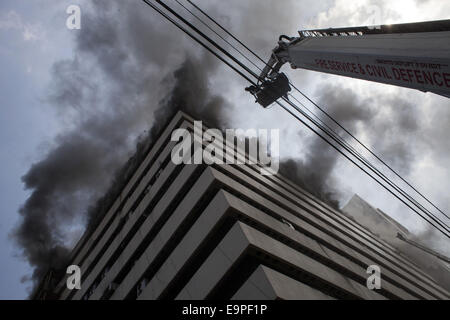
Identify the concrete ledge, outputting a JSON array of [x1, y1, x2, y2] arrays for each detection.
[[231, 265, 335, 300]]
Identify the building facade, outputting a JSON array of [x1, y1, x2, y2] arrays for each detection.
[[342, 194, 450, 292], [50, 111, 449, 300]]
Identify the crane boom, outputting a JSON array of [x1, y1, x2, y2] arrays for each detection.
[[249, 20, 450, 107]]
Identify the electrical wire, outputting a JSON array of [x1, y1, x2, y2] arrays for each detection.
[[177, 0, 448, 229], [144, 0, 449, 237], [174, 0, 264, 76], [182, 0, 449, 222], [141, 0, 255, 84], [290, 82, 450, 221], [141, 0, 450, 238], [185, 0, 270, 67], [286, 93, 450, 231], [175, 0, 449, 233], [154, 0, 260, 80], [278, 98, 449, 238], [283, 94, 449, 234]]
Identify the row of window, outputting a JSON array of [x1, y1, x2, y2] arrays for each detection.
[[77, 163, 167, 300]]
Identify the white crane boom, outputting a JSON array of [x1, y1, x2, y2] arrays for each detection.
[[248, 20, 450, 107]]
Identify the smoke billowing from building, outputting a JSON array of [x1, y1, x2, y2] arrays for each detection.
[[12, 0, 235, 291], [279, 85, 373, 208], [12, 0, 449, 295]]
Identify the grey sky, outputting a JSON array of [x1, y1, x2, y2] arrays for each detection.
[[0, 0, 449, 299]]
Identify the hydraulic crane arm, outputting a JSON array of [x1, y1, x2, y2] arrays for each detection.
[[249, 20, 450, 107]]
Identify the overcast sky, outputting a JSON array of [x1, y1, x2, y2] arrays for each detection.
[[0, 0, 449, 299]]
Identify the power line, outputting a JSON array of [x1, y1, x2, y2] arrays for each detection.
[[182, 0, 449, 222], [140, 0, 255, 84], [145, 0, 449, 237], [286, 93, 450, 231], [284, 94, 449, 234], [153, 0, 260, 80], [290, 82, 450, 221], [142, 0, 449, 238], [185, 0, 269, 67], [175, 0, 449, 232], [278, 98, 449, 237], [174, 0, 264, 75]]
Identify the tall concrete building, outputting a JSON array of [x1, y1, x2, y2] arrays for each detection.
[[342, 194, 450, 292], [47, 111, 449, 300]]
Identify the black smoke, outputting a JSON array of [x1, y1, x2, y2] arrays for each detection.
[[13, 0, 449, 297], [12, 0, 232, 293], [279, 84, 375, 208]]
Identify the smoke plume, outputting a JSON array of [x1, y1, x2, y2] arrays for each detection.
[[279, 84, 375, 208], [12, 0, 449, 297], [12, 0, 231, 292]]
